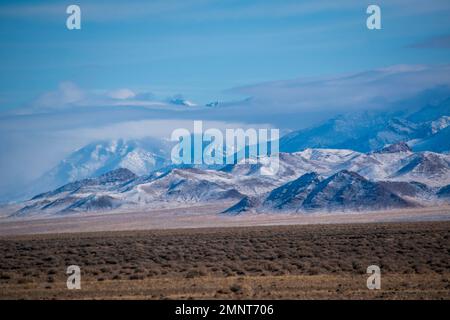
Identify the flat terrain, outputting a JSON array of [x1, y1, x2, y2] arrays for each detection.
[[0, 205, 449, 236], [1, 221, 449, 299]]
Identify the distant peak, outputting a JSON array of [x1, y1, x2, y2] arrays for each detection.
[[168, 95, 197, 107], [328, 170, 365, 181], [379, 142, 412, 153], [97, 168, 137, 182], [205, 101, 219, 107]]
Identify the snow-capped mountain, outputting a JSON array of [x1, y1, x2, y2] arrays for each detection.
[[16, 168, 138, 216], [378, 181, 434, 201], [26, 138, 171, 199], [14, 168, 245, 216], [219, 144, 448, 188], [124, 168, 243, 205], [390, 152, 450, 183], [280, 97, 450, 153], [11, 143, 450, 216], [226, 170, 414, 214], [168, 95, 197, 107], [4, 95, 448, 207], [205, 101, 220, 108], [262, 172, 322, 211], [285, 145, 450, 187]]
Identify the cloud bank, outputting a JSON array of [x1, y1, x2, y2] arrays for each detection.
[[230, 64, 450, 114], [409, 35, 450, 49], [1, 64, 450, 201]]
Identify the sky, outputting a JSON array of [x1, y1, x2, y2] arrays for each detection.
[[0, 0, 450, 199], [0, 0, 449, 108]]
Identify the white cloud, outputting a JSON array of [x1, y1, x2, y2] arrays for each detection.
[[108, 88, 136, 100], [1, 63, 450, 201], [33, 81, 85, 109], [229, 64, 450, 113], [12, 64, 450, 127], [17, 82, 166, 114]]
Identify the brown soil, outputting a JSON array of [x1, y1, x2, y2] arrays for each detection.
[[1, 221, 449, 299]]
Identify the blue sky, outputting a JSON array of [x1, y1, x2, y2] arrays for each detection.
[[0, 0, 449, 108]]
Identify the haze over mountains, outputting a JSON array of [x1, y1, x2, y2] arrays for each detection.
[[18, 138, 172, 202], [280, 97, 450, 153], [12, 141, 450, 217], [4, 95, 450, 217]]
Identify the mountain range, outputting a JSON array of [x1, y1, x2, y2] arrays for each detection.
[[280, 97, 450, 153], [11, 143, 450, 217], [8, 96, 447, 202], [4, 96, 450, 216], [17, 138, 171, 202]]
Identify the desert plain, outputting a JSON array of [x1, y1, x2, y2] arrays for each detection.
[[0, 206, 449, 299]]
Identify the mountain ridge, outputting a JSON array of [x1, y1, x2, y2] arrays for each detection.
[[279, 97, 450, 153], [11, 146, 450, 217]]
